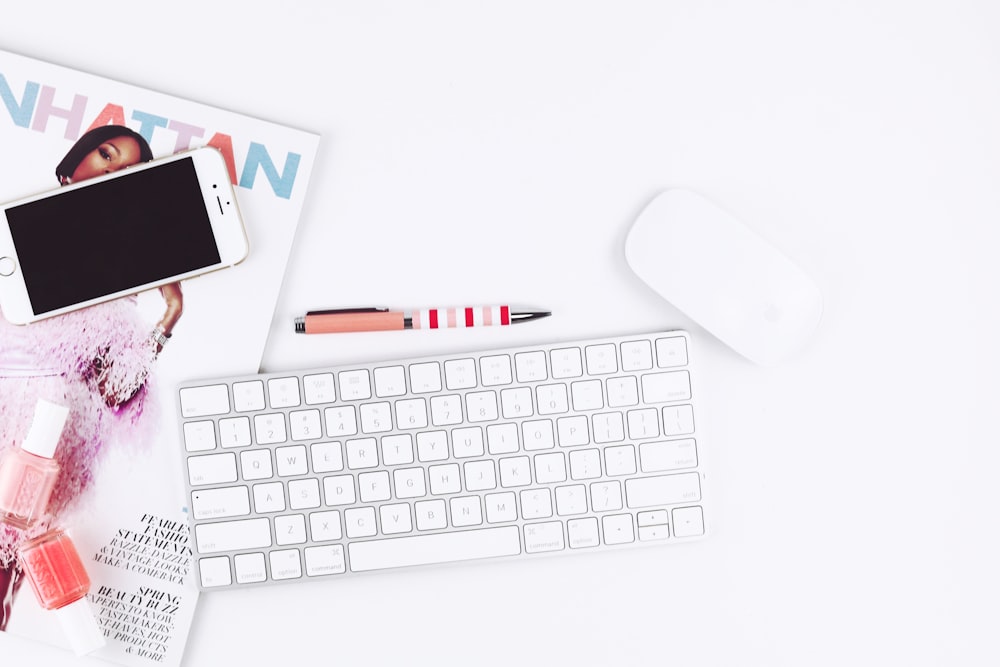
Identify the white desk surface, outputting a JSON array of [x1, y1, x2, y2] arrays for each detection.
[[3, 2, 998, 665]]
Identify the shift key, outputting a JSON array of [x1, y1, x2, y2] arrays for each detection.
[[625, 472, 701, 508], [195, 518, 271, 553]]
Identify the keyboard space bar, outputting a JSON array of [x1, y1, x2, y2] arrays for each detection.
[[348, 526, 522, 572]]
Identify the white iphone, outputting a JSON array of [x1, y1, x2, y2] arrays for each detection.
[[0, 146, 249, 325]]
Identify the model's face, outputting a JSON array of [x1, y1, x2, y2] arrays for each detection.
[[70, 136, 143, 183]]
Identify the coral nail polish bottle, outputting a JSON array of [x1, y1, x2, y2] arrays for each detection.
[[19, 528, 106, 655], [0, 398, 69, 529]]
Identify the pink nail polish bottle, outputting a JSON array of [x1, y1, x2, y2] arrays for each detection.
[[18, 528, 106, 655], [0, 399, 69, 529]]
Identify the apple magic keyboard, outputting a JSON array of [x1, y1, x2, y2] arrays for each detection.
[[176, 330, 707, 590]]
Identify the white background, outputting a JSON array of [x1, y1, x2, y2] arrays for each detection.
[[2, 2, 998, 665]]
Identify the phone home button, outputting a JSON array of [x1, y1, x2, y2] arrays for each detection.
[[0, 256, 15, 277]]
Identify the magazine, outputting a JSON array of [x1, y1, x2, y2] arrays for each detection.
[[0, 48, 319, 665]]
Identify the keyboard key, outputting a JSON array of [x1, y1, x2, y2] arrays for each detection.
[[641, 371, 691, 403], [624, 472, 702, 508], [533, 452, 567, 484], [662, 404, 696, 436], [269, 549, 302, 580], [267, 377, 301, 408], [234, 553, 267, 584], [188, 452, 237, 486], [536, 383, 569, 415], [348, 526, 521, 572], [550, 347, 583, 379], [360, 402, 393, 433], [639, 439, 698, 472], [303, 373, 336, 405], [556, 415, 589, 447], [408, 362, 442, 393], [305, 545, 346, 576], [395, 398, 428, 429], [373, 365, 406, 397], [275, 514, 308, 545], [253, 482, 286, 512], [346, 438, 379, 469], [379, 503, 412, 534], [571, 379, 603, 411], [520, 488, 553, 519], [289, 409, 322, 441], [619, 340, 653, 371], [416, 431, 450, 462], [672, 506, 705, 537], [180, 384, 230, 417], [275, 445, 308, 476], [524, 521, 564, 553], [253, 413, 287, 444], [606, 376, 639, 408], [240, 449, 273, 480], [430, 394, 463, 426], [452, 426, 485, 458], [324, 406, 358, 437], [602, 513, 635, 545], [585, 343, 618, 375], [218, 417, 251, 448], [309, 510, 342, 541], [199, 556, 232, 587], [311, 441, 344, 473], [486, 423, 520, 454], [339, 369, 372, 400], [656, 336, 688, 367], [444, 358, 477, 390], [514, 351, 548, 382], [381, 433, 414, 465], [479, 355, 513, 386], [195, 518, 271, 553], [414, 499, 447, 530], [465, 391, 499, 422], [450, 496, 483, 527], [191, 486, 250, 520], [183, 421, 216, 452], [555, 485, 588, 516], [345, 507, 377, 538], [626, 408, 660, 440], [323, 475, 356, 506], [567, 517, 600, 549], [232, 381, 266, 412], [393, 467, 427, 498], [522, 420, 554, 451], [288, 479, 321, 509]]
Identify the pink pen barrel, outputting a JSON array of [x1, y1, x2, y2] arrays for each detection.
[[304, 310, 406, 333]]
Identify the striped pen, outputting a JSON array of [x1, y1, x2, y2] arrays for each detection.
[[294, 306, 551, 334]]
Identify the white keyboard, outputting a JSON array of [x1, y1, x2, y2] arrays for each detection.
[[176, 330, 707, 590]]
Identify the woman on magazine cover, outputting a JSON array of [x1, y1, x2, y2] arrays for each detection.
[[0, 125, 184, 630]]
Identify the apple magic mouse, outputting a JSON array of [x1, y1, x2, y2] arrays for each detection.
[[624, 189, 823, 365]]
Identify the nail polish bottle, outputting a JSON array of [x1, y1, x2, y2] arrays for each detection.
[[0, 399, 69, 529], [18, 527, 106, 655]]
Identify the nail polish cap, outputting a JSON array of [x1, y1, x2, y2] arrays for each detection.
[[54, 596, 106, 655], [22, 399, 69, 459]]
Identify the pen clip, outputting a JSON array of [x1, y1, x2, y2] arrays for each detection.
[[305, 307, 389, 316]]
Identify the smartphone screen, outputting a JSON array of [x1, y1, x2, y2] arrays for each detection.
[[5, 157, 221, 316]]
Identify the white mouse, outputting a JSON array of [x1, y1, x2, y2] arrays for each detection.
[[624, 189, 823, 366]]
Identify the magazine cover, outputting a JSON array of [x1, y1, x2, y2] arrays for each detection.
[[0, 48, 319, 664]]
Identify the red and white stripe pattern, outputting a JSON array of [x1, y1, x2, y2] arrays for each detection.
[[411, 306, 511, 329]]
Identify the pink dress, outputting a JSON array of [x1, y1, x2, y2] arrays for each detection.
[[0, 298, 158, 567]]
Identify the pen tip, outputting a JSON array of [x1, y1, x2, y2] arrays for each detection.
[[511, 310, 552, 324]]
